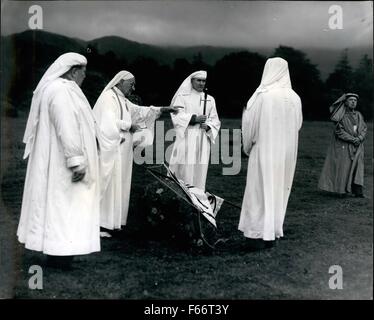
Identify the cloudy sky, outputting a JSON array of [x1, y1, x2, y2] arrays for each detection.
[[1, 1, 372, 49]]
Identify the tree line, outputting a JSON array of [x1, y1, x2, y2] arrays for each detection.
[[85, 45, 373, 120], [3, 42, 372, 120]]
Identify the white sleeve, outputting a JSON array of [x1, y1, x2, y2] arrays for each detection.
[[127, 98, 161, 128], [242, 95, 262, 156], [93, 93, 124, 145], [205, 96, 221, 143], [170, 95, 192, 138], [49, 86, 86, 168]]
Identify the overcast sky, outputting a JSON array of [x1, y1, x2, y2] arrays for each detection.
[[1, 1, 372, 49]]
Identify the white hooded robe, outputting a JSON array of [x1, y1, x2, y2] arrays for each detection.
[[17, 72, 100, 255], [239, 58, 303, 241], [93, 84, 160, 230], [168, 71, 221, 191]]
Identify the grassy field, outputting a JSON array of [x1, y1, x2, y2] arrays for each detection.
[[0, 114, 372, 300]]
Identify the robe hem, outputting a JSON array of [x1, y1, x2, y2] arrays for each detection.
[[20, 239, 101, 256], [238, 228, 283, 241]]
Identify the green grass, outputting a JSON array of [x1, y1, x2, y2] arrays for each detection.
[[1, 116, 372, 299]]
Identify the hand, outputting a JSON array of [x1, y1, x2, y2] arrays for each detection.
[[119, 131, 126, 144], [162, 106, 183, 113], [130, 124, 141, 133], [133, 135, 145, 147], [200, 123, 209, 131], [195, 115, 207, 124], [72, 166, 86, 183], [353, 137, 361, 147]]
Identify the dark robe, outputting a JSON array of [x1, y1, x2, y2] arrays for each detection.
[[318, 109, 367, 194]]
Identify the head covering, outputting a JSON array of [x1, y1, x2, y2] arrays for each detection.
[[171, 70, 207, 105], [23, 52, 87, 158], [329, 93, 359, 122], [94, 70, 134, 106], [245, 57, 292, 111], [345, 93, 359, 100]]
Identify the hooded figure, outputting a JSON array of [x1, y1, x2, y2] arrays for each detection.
[[239, 57, 303, 243], [168, 71, 221, 191], [17, 53, 101, 259], [318, 93, 367, 197], [93, 71, 179, 231]]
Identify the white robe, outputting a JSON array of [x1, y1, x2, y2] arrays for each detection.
[[239, 88, 302, 240], [169, 90, 220, 191], [17, 78, 100, 256], [93, 87, 160, 230]]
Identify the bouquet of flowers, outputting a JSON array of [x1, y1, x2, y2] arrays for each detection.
[[138, 181, 216, 250]]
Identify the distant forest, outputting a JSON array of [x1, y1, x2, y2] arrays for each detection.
[[1, 30, 373, 120]]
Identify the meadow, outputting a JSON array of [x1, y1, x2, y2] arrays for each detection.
[[0, 115, 372, 299]]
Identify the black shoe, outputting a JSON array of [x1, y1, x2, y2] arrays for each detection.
[[355, 194, 365, 198], [264, 240, 276, 248], [245, 238, 276, 251], [245, 239, 266, 251], [352, 184, 364, 198], [45, 255, 74, 271]]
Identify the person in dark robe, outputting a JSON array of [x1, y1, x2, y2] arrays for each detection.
[[318, 93, 367, 197]]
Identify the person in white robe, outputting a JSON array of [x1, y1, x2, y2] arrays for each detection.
[[17, 53, 101, 267], [239, 57, 303, 247], [168, 71, 221, 191], [93, 71, 180, 231]]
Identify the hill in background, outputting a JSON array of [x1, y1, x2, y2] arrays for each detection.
[[1, 30, 372, 119], [3, 30, 371, 78]]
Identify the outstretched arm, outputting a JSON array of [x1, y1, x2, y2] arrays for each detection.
[[159, 106, 184, 113]]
